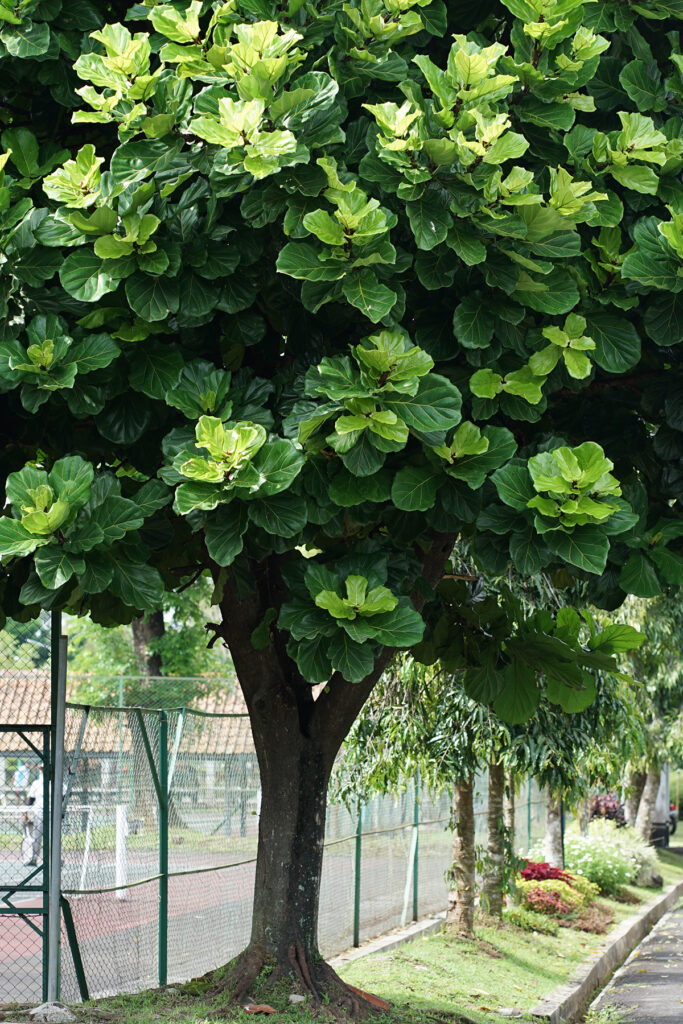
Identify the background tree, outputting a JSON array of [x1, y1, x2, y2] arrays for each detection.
[[337, 574, 642, 929], [619, 594, 683, 839], [66, 574, 237, 705], [1, 0, 683, 1009]]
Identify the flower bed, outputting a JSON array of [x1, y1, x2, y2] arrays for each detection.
[[512, 861, 608, 933]]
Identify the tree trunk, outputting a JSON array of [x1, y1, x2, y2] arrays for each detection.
[[635, 769, 661, 844], [579, 797, 590, 837], [209, 533, 455, 1011], [624, 770, 647, 827], [504, 772, 515, 843], [545, 790, 564, 868], [446, 775, 475, 938], [132, 611, 164, 681], [481, 761, 506, 919]]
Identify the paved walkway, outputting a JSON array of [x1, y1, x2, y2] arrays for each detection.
[[590, 898, 683, 1024]]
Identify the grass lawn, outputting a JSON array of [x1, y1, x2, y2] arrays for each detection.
[[1, 851, 680, 1024]]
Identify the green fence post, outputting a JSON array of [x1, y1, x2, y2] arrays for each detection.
[[158, 711, 168, 987], [60, 897, 89, 1001], [42, 727, 51, 1003], [527, 778, 532, 848], [353, 803, 363, 947], [413, 771, 419, 922]]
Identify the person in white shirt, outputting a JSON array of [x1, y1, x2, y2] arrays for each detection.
[[23, 764, 44, 867], [12, 761, 29, 804]]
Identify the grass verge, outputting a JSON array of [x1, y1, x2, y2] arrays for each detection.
[[1, 852, 680, 1024]]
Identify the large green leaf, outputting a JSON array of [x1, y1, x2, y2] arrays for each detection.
[[407, 193, 452, 250], [0, 517, 45, 556], [125, 273, 180, 321], [545, 674, 597, 713], [3, 20, 50, 57], [250, 440, 305, 495], [60, 251, 121, 302], [248, 493, 308, 536], [545, 527, 610, 575], [448, 222, 487, 265], [618, 60, 666, 112], [80, 552, 115, 594], [129, 345, 184, 400], [588, 624, 645, 654], [493, 662, 540, 724], [452, 297, 494, 349], [277, 242, 345, 281], [364, 600, 425, 647], [328, 631, 375, 682], [584, 310, 641, 373], [292, 634, 333, 683], [514, 269, 579, 314], [643, 293, 683, 347], [328, 468, 391, 506], [491, 461, 535, 510], [446, 426, 516, 489], [88, 497, 144, 544], [50, 456, 94, 507], [68, 334, 120, 373], [509, 529, 550, 574], [205, 504, 249, 566], [463, 659, 504, 703], [618, 550, 662, 597], [109, 556, 165, 610], [34, 545, 85, 589], [340, 432, 386, 476], [383, 374, 462, 434], [341, 270, 397, 323], [174, 480, 221, 514], [391, 465, 441, 511], [622, 217, 680, 291]]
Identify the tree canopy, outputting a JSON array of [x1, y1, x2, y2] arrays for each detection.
[[1, 0, 682, 723], [2, 0, 683, 1006]]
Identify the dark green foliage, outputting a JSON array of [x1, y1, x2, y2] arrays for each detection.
[[0, 0, 682, 714]]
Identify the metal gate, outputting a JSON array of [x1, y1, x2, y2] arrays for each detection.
[[0, 724, 50, 1003]]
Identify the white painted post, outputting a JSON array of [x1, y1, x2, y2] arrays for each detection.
[[115, 804, 128, 900], [78, 807, 92, 892], [400, 825, 418, 927]]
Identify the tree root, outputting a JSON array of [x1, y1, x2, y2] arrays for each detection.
[[205, 943, 381, 1020]]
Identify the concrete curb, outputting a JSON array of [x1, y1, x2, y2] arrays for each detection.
[[330, 912, 446, 968], [530, 879, 683, 1024]]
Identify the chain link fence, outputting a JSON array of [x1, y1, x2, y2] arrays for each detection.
[[2, 646, 550, 1004], [54, 701, 548, 1002]]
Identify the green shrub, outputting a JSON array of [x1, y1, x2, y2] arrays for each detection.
[[599, 821, 660, 887], [563, 823, 639, 894], [517, 878, 586, 914], [566, 872, 600, 903], [503, 906, 559, 936]]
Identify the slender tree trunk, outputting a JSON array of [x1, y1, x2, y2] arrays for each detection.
[[545, 790, 564, 868], [624, 770, 647, 827], [132, 611, 164, 680], [579, 797, 590, 837], [209, 534, 455, 1011], [635, 769, 661, 844], [481, 761, 506, 918], [504, 772, 515, 843], [446, 775, 475, 938]]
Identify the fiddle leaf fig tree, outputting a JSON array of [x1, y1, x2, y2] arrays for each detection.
[[1, 0, 683, 1010]]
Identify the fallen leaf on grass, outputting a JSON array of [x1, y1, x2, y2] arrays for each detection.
[[240, 1004, 277, 1014], [347, 985, 391, 1010]]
